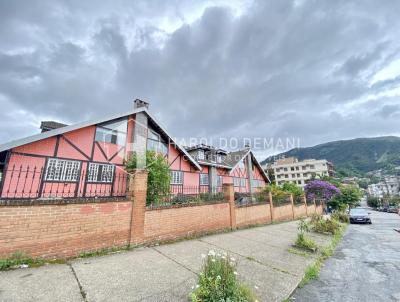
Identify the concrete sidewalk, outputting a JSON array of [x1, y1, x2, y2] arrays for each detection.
[[0, 220, 332, 302]]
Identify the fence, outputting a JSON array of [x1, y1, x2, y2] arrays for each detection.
[[272, 193, 292, 206], [0, 165, 128, 199], [293, 195, 305, 206], [234, 191, 270, 207], [146, 185, 224, 209]]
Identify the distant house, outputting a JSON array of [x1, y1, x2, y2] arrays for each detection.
[[271, 157, 334, 187], [0, 100, 269, 200]]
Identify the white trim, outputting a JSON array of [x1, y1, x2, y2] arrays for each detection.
[[0, 107, 202, 171]]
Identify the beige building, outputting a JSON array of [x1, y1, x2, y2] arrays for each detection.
[[270, 157, 334, 187]]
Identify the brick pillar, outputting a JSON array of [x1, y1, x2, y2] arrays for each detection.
[[290, 194, 295, 219], [128, 169, 148, 246], [223, 184, 236, 230], [269, 191, 274, 222], [313, 198, 317, 214], [304, 195, 308, 216]]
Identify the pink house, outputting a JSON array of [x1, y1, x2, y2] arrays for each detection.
[[0, 100, 269, 200]]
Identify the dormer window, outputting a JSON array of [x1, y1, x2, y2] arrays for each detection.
[[217, 154, 223, 163], [198, 150, 205, 160]]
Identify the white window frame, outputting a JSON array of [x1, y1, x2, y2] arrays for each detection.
[[200, 173, 209, 186], [45, 158, 81, 182], [217, 175, 223, 187], [240, 178, 246, 187], [171, 171, 183, 184], [233, 177, 240, 187], [217, 154, 222, 163], [88, 163, 114, 183], [198, 150, 205, 160]]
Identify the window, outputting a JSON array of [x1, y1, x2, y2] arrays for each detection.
[[95, 118, 127, 145], [171, 171, 183, 184], [234, 177, 240, 187], [240, 178, 246, 187], [200, 173, 209, 185], [291, 167, 295, 171], [292, 174, 296, 178], [45, 159, 81, 182], [88, 163, 114, 183], [198, 150, 205, 160], [284, 167, 288, 171], [295, 166, 299, 171], [147, 129, 168, 155], [217, 175, 223, 186], [217, 154, 223, 163]]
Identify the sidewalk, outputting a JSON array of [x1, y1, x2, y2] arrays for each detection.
[[0, 220, 332, 302]]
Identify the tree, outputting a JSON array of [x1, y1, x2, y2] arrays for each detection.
[[367, 196, 380, 208], [329, 185, 362, 210], [125, 151, 171, 205], [281, 182, 303, 197], [304, 180, 341, 201]]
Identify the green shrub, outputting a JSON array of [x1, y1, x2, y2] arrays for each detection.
[[331, 211, 349, 224], [0, 251, 43, 271], [191, 251, 257, 302], [294, 219, 317, 252], [295, 233, 318, 252], [125, 151, 171, 206], [311, 215, 341, 234]]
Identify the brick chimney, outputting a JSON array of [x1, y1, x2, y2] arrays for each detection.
[[134, 99, 149, 110]]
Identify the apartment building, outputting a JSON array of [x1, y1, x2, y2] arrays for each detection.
[[271, 157, 334, 187], [368, 176, 400, 198]]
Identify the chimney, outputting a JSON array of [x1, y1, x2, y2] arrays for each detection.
[[134, 98, 149, 110], [40, 121, 68, 133]]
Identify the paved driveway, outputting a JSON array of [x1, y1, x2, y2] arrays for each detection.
[[293, 211, 400, 302], [0, 220, 332, 302]]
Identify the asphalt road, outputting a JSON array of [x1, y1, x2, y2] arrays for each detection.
[[292, 211, 400, 302]]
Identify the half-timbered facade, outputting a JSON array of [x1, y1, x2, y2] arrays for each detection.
[[0, 100, 269, 200]]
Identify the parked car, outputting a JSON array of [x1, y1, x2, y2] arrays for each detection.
[[388, 206, 399, 213], [349, 208, 372, 224]]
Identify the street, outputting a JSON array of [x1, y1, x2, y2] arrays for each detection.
[[293, 211, 400, 301]]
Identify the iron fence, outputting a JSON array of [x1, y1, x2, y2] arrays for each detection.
[[294, 195, 305, 206], [0, 165, 128, 200], [235, 191, 270, 207], [146, 185, 225, 209], [272, 193, 292, 206]]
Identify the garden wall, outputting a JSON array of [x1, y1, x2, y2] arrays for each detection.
[[307, 204, 316, 214], [0, 171, 328, 259], [143, 203, 231, 242], [0, 200, 132, 259], [273, 204, 294, 222], [235, 204, 271, 227], [293, 204, 307, 219]]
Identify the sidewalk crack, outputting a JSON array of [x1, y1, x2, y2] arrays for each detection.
[[68, 263, 88, 302], [197, 238, 298, 277], [151, 246, 198, 276]]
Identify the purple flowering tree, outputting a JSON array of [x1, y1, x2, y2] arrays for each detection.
[[304, 180, 341, 201]]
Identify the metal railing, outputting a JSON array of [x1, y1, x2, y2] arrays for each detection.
[[0, 165, 128, 200], [146, 185, 225, 209], [235, 191, 270, 207]]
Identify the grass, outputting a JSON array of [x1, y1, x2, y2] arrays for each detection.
[[0, 251, 66, 271], [294, 233, 318, 252], [298, 223, 347, 288], [287, 247, 312, 258], [191, 251, 258, 302]]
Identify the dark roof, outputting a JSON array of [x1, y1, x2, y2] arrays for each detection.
[[223, 149, 250, 167], [40, 121, 68, 132]]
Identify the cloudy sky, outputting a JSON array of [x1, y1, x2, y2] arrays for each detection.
[[1, 0, 400, 158]]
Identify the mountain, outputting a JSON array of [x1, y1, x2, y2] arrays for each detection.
[[261, 136, 400, 176]]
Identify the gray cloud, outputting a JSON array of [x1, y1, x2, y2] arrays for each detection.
[[1, 0, 400, 157]]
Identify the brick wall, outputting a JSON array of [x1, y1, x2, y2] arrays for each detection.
[[235, 204, 271, 227], [143, 203, 231, 242], [307, 204, 316, 214], [293, 204, 307, 219], [272, 204, 293, 222], [0, 201, 132, 258], [0, 175, 328, 259]]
